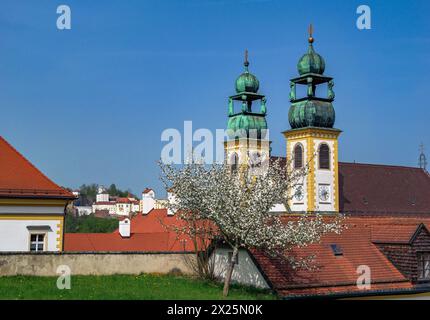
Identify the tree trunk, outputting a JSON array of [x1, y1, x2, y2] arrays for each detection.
[[223, 246, 238, 297]]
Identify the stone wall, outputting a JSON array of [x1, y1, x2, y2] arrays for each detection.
[[0, 252, 196, 276]]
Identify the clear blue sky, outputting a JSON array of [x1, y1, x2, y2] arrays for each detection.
[[1, 0, 429, 196]]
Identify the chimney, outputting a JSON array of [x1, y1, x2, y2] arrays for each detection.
[[119, 218, 131, 238], [141, 188, 155, 215]]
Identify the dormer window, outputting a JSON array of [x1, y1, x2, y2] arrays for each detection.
[[418, 253, 430, 281]]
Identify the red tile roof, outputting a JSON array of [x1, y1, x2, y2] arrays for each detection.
[[64, 232, 171, 252], [142, 188, 153, 194], [370, 224, 427, 244], [0, 136, 75, 199], [116, 198, 131, 204], [116, 197, 139, 204], [251, 216, 430, 298], [339, 162, 430, 215], [127, 209, 185, 234], [65, 209, 195, 252]]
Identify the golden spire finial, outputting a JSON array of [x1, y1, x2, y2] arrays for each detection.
[[308, 24, 314, 44]]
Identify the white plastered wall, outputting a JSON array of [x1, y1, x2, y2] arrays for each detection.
[[211, 248, 270, 289], [312, 139, 336, 212], [0, 216, 62, 252], [289, 139, 308, 212]]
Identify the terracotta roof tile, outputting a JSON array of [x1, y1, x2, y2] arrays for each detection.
[[65, 209, 195, 252], [64, 232, 170, 252], [339, 162, 430, 215], [370, 224, 425, 244], [251, 216, 427, 297], [0, 136, 74, 199]]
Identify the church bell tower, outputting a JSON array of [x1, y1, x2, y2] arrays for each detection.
[[284, 25, 341, 213], [224, 50, 271, 169]]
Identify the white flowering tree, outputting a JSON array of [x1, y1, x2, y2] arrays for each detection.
[[159, 158, 343, 296]]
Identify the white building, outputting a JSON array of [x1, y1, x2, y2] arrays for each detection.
[[92, 186, 140, 217], [115, 197, 140, 216], [96, 186, 109, 203], [0, 136, 75, 252], [92, 201, 116, 215], [141, 188, 156, 214], [92, 186, 116, 214], [74, 206, 93, 216]]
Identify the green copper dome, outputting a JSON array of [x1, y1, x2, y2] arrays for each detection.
[[227, 113, 268, 139], [297, 43, 325, 75], [287, 27, 336, 130], [235, 52, 259, 93], [235, 70, 259, 93], [288, 100, 335, 129], [227, 51, 268, 139]]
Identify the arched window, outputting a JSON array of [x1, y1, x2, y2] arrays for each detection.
[[230, 153, 239, 173], [294, 144, 303, 169], [319, 143, 330, 169]]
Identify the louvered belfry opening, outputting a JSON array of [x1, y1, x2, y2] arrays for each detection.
[[319, 144, 330, 169], [231, 152, 239, 173], [294, 144, 303, 169]]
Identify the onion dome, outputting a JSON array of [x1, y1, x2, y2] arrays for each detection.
[[235, 50, 260, 93], [227, 50, 268, 139], [227, 114, 268, 139], [297, 25, 325, 75], [288, 25, 335, 129], [288, 100, 335, 129]]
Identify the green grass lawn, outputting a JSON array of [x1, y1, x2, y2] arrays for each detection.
[[0, 274, 276, 300]]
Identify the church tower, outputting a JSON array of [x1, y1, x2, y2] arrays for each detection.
[[284, 25, 341, 213], [225, 50, 270, 169]]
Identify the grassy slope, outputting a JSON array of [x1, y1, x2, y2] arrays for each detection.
[[0, 274, 276, 300]]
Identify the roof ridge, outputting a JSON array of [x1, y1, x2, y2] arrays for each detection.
[[339, 161, 422, 170], [272, 157, 423, 171], [0, 136, 73, 196]]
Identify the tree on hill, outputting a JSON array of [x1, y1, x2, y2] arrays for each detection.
[[65, 214, 118, 233], [107, 184, 135, 198], [78, 184, 98, 203], [78, 183, 136, 204]]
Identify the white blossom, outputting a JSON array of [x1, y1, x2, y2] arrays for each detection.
[[159, 157, 344, 295]]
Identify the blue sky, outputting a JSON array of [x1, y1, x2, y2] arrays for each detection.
[[0, 0, 429, 196]]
